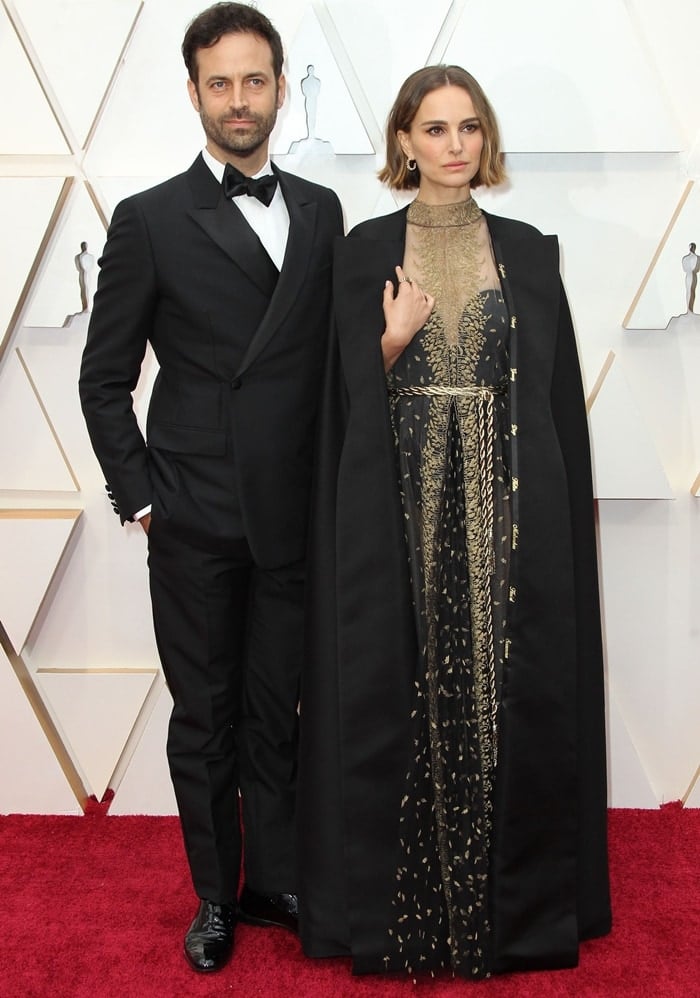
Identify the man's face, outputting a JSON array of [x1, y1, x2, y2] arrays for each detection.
[[187, 31, 285, 169]]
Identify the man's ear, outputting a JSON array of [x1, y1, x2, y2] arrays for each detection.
[[276, 73, 286, 110], [187, 77, 201, 113]]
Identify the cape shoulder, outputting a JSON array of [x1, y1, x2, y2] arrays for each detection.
[[484, 211, 543, 242], [345, 204, 546, 245], [347, 206, 408, 241]]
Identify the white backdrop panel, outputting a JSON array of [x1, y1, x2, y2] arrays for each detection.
[[0, 513, 79, 653], [0, 0, 697, 813], [108, 682, 178, 816], [444, 0, 681, 152], [0, 4, 67, 154], [0, 647, 80, 814], [0, 351, 76, 492], [36, 670, 157, 801], [0, 178, 64, 347], [13, 0, 143, 147]]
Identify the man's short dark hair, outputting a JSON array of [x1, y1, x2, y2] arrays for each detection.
[[182, 2, 284, 85]]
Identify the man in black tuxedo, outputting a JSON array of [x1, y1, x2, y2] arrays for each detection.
[[79, 2, 343, 973]]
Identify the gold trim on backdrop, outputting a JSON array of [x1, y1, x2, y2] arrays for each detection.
[[423, 0, 468, 67], [0, 0, 155, 815], [623, 181, 694, 328], [0, 155, 80, 177], [682, 764, 699, 805], [0, 509, 82, 519], [84, 180, 110, 233], [106, 671, 166, 796], [37, 668, 158, 675], [82, 2, 145, 154], [3, 0, 76, 151], [0, 623, 90, 808], [311, 1, 382, 153], [691, 472, 700, 497], [586, 350, 615, 413]]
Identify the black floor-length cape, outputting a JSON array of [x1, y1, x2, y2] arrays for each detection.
[[298, 207, 612, 975]]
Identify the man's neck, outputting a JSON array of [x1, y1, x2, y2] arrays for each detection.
[[206, 143, 269, 177]]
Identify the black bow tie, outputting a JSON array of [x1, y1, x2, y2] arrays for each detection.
[[223, 163, 278, 206]]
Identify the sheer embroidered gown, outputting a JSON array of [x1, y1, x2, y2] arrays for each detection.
[[385, 198, 511, 978]]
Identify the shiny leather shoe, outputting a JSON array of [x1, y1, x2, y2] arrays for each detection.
[[237, 884, 299, 933], [184, 899, 236, 972]]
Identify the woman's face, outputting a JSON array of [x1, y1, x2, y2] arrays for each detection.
[[398, 85, 484, 204]]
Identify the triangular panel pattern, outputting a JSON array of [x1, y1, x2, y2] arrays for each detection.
[[35, 670, 157, 802], [588, 353, 673, 499], [272, 5, 372, 157], [0, 350, 77, 491], [444, 0, 681, 152], [14, 0, 143, 148], [0, 511, 81, 653], [625, 182, 699, 329], [0, 3, 68, 154], [83, 0, 208, 178], [19, 319, 95, 490], [319, 0, 451, 147], [0, 648, 81, 814], [109, 681, 178, 816], [0, 0, 696, 818]]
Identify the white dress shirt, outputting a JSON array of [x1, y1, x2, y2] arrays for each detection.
[[202, 146, 290, 270]]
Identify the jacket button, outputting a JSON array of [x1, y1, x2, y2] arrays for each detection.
[[231, 377, 242, 390]]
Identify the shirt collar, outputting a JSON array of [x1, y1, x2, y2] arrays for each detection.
[[202, 147, 273, 184]]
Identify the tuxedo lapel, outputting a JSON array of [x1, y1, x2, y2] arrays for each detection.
[[235, 168, 318, 377], [186, 154, 279, 296]]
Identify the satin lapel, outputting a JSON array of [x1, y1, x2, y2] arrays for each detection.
[[185, 155, 278, 296], [188, 198, 278, 296], [235, 169, 318, 377]]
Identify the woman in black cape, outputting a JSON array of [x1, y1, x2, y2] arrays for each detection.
[[298, 64, 611, 979]]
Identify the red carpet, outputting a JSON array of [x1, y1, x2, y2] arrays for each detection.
[[0, 805, 697, 997]]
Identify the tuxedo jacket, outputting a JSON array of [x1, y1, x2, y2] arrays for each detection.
[[79, 154, 343, 567]]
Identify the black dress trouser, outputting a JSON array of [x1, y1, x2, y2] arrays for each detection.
[[147, 517, 303, 903]]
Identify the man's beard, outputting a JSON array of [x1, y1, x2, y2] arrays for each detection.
[[200, 104, 278, 159]]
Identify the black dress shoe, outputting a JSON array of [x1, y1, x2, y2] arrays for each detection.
[[237, 884, 299, 933], [184, 899, 236, 972]]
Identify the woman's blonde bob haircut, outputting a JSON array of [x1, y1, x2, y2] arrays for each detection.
[[378, 65, 507, 191]]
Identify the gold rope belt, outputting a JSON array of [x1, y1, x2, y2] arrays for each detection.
[[388, 384, 505, 398]]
